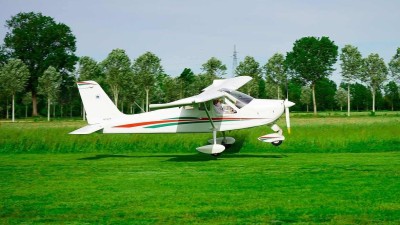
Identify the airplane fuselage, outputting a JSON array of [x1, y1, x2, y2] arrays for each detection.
[[101, 99, 285, 134]]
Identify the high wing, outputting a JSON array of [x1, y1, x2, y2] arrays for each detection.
[[149, 76, 252, 110]]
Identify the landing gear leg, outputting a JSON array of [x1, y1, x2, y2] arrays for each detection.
[[213, 129, 217, 145], [211, 130, 221, 157], [197, 129, 225, 155]]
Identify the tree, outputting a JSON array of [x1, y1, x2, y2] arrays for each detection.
[[102, 49, 132, 106], [235, 56, 261, 97], [286, 36, 338, 115], [300, 86, 312, 112], [178, 68, 195, 98], [38, 66, 61, 121], [335, 88, 348, 111], [0, 45, 9, 66], [4, 12, 78, 116], [340, 45, 363, 116], [389, 47, 400, 82], [361, 54, 388, 112], [315, 78, 337, 111], [201, 57, 227, 79], [264, 53, 286, 99], [77, 56, 102, 81], [0, 59, 29, 122], [22, 92, 31, 118], [383, 81, 400, 111], [132, 52, 163, 112], [349, 82, 371, 111]]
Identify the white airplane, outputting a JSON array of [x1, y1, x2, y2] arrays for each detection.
[[70, 76, 295, 156]]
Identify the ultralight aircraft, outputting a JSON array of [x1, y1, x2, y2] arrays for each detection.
[[70, 76, 295, 156]]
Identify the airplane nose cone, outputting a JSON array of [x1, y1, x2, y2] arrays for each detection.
[[284, 99, 295, 108]]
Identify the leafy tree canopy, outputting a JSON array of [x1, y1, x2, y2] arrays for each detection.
[[3, 12, 78, 116], [286, 36, 338, 85], [361, 53, 388, 90], [201, 57, 227, 78], [101, 48, 132, 105], [389, 47, 400, 81], [264, 53, 287, 99], [0, 45, 9, 66], [0, 58, 29, 95], [340, 45, 363, 83], [235, 56, 262, 96], [78, 56, 102, 81], [264, 53, 286, 84], [132, 51, 163, 90], [38, 66, 61, 100]]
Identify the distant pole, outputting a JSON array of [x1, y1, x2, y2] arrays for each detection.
[[232, 45, 238, 77]]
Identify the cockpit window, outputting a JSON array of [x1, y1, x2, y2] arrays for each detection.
[[220, 88, 254, 108]]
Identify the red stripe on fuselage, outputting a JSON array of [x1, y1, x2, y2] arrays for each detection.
[[114, 119, 194, 128], [113, 117, 260, 128]]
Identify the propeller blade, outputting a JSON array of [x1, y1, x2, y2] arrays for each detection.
[[284, 99, 295, 134], [285, 106, 291, 134]]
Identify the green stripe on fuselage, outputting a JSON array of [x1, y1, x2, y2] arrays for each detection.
[[145, 120, 238, 128]]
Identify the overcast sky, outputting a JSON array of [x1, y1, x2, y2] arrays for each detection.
[[1, 0, 399, 84]]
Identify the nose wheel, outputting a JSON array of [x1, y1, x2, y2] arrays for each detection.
[[271, 140, 283, 146], [258, 124, 285, 146]]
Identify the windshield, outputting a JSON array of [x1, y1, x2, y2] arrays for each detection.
[[220, 89, 254, 108]]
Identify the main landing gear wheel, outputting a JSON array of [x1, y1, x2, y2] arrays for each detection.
[[271, 140, 283, 146], [212, 153, 221, 157]]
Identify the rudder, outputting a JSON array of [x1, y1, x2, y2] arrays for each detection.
[[77, 81, 123, 124]]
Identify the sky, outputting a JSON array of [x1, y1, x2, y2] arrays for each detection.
[[1, 0, 399, 84]]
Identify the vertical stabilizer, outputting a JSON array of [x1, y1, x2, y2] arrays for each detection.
[[77, 81, 123, 124]]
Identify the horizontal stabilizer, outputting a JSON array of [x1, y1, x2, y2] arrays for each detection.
[[69, 124, 103, 134]]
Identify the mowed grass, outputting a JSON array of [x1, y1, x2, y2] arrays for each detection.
[[0, 152, 399, 224]]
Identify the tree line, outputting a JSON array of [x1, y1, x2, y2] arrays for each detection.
[[0, 12, 399, 121]]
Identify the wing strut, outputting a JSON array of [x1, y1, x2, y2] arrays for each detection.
[[203, 102, 215, 129], [196, 102, 225, 155]]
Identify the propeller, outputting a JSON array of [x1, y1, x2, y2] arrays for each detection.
[[283, 73, 294, 134], [284, 99, 295, 134]]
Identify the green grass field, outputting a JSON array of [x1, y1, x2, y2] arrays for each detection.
[[1, 153, 399, 224], [0, 115, 400, 224]]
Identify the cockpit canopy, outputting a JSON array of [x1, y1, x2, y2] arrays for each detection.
[[220, 88, 254, 108]]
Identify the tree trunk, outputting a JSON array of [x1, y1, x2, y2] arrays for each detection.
[[306, 104, 309, 113], [312, 83, 317, 116], [347, 84, 351, 117], [53, 102, 56, 118], [12, 94, 15, 122], [32, 90, 38, 116], [372, 88, 376, 113], [6, 99, 9, 120], [47, 98, 51, 121], [112, 86, 119, 107], [277, 86, 280, 99], [145, 89, 150, 112], [25, 105, 28, 118]]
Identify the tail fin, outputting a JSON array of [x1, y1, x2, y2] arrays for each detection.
[[76, 81, 123, 125]]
